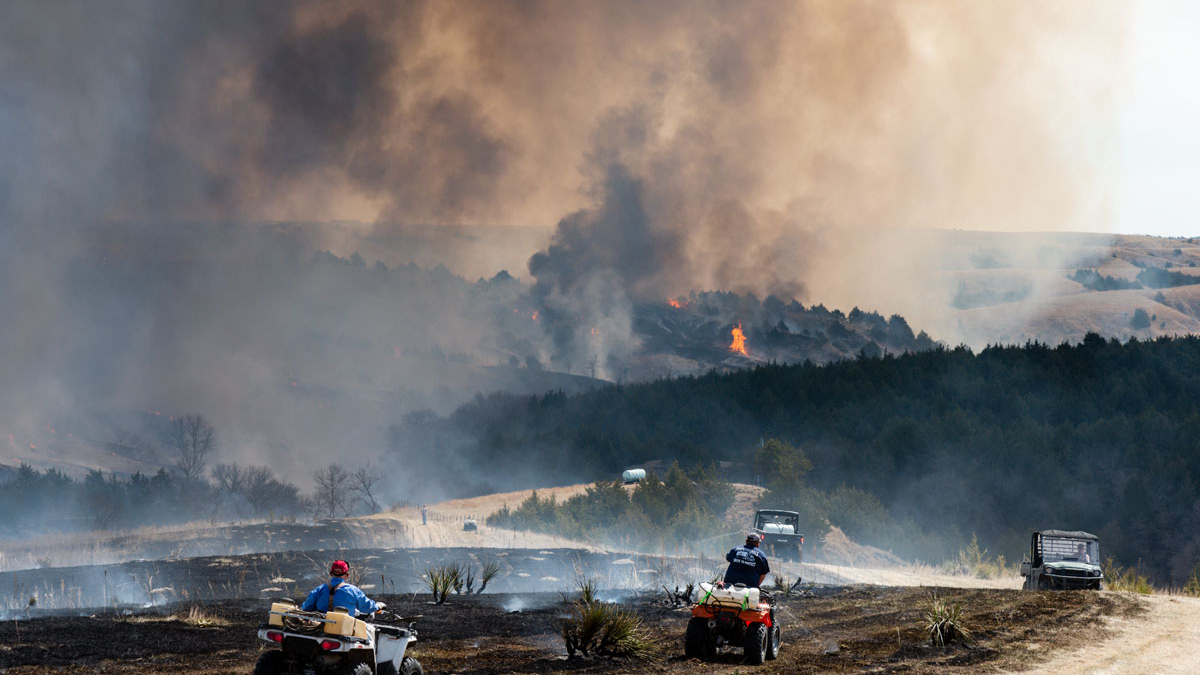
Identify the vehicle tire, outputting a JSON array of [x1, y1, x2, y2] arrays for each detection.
[[795, 545, 803, 564], [253, 650, 286, 675], [1037, 577, 1051, 591], [339, 663, 373, 675], [744, 622, 768, 665], [685, 618, 714, 660], [399, 656, 423, 675], [766, 624, 781, 660]]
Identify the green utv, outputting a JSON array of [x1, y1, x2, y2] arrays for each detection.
[[1020, 530, 1103, 590]]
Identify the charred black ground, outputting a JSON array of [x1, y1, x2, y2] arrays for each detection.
[[0, 584, 1138, 674]]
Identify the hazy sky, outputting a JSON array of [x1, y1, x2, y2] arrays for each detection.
[[1116, 0, 1200, 238]]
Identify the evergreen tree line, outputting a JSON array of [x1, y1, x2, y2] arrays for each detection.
[[397, 334, 1200, 584]]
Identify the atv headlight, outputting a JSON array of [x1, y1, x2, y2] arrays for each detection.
[[1044, 566, 1055, 574]]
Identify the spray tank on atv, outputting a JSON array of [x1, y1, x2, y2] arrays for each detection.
[[255, 600, 423, 675]]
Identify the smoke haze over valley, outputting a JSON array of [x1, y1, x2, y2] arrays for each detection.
[[0, 0, 1176, 500]]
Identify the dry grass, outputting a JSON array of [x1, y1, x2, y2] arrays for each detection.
[[940, 534, 1014, 580]]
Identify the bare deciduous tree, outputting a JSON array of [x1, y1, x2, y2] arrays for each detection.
[[170, 414, 216, 481], [211, 462, 245, 495], [353, 462, 384, 514], [312, 464, 350, 518]]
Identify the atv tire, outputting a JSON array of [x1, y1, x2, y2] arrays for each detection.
[[253, 650, 286, 675], [399, 656, 424, 675], [684, 617, 715, 660], [339, 663, 372, 675], [744, 622, 768, 665], [766, 624, 781, 660]]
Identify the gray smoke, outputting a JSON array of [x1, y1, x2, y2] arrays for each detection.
[[0, 0, 1129, 492]]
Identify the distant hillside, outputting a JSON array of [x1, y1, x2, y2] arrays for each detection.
[[914, 231, 1200, 346]]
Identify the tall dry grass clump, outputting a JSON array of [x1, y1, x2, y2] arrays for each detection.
[[941, 534, 1012, 579], [1182, 564, 1200, 597], [1102, 558, 1155, 594]]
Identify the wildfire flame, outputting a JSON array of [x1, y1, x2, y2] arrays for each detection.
[[531, 311, 539, 321], [729, 322, 748, 355], [667, 297, 687, 309]]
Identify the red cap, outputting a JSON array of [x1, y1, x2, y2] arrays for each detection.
[[330, 560, 349, 576]]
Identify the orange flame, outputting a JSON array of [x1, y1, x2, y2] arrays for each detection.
[[531, 311, 539, 321], [667, 297, 685, 309], [729, 322, 748, 355]]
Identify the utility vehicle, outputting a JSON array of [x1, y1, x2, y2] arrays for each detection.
[[255, 600, 423, 675], [1020, 530, 1102, 590], [752, 509, 804, 562], [685, 582, 780, 665]]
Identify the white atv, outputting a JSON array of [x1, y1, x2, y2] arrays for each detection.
[[254, 600, 423, 675]]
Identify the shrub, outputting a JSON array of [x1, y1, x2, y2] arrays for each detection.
[[1131, 308, 1152, 330]]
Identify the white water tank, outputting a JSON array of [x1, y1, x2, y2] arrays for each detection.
[[763, 522, 794, 534], [621, 468, 646, 483]]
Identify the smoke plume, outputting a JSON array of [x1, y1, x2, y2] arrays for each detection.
[[0, 1, 1127, 489]]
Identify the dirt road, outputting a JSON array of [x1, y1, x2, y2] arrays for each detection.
[[1003, 593, 1200, 675]]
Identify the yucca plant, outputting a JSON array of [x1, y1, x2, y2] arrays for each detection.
[[562, 578, 658, 661], [423, 563, 464, 604], [477, 559, 501, 594], [923, 595, 972, 647]]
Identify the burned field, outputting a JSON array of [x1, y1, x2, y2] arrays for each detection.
[[0, 577, 1140, 674]]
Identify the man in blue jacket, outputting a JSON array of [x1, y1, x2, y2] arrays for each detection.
[[301, 560, 384, 617], [724, 533, 770, 588]]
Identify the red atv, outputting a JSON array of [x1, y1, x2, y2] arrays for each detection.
[[685, 582, 780, 665]]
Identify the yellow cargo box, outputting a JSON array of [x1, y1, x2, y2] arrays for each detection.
[[268, 602, 297, 627], [323, 609, 369, 639]]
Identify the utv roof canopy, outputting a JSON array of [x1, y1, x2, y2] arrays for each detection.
[[1039, 530, 1099, 540]]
